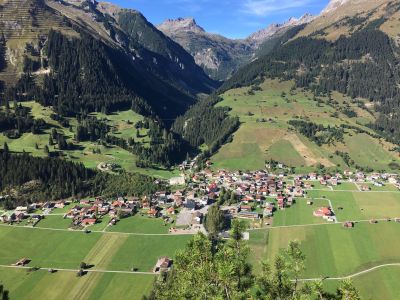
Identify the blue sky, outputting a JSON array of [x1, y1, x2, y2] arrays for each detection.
[[112, 0, 330, 38]]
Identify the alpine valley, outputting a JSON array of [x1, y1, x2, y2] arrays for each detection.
[[1, 0, 400, 299]]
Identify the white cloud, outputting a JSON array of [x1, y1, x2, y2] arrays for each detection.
[[242, 0, 313, 16]]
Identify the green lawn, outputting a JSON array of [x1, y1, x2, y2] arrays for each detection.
[[273, 198, 331, 226], [36, 216, 72, 230], [106, 215, 171, 234], [332, 182, 358, 191], [307, 190, 400, 220]]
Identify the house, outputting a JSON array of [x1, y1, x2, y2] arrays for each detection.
[[240, 205, 252, 212], [237, 211, 260, 220], [191, 211, 203, 226], [13, 258, 30, 266], [170, 176, 185, 186], [185, 200, 196, 210], [81, 218, 97, 226], [307, 200, 313, 205], [148, 207, 160, 218], [153, 257, 172, 273], [313, 207, 333, 217], [360, 185, 371, 192], [343, 221, 354, 228]]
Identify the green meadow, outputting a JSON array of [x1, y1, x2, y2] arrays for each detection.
[[0, 225, 191, 299], [211, 79, 400, 172]]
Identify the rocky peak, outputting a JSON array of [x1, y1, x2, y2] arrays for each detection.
[[158, 17, 205, 34], [246, 13, 315, 45], [322, 0, 352, 14]]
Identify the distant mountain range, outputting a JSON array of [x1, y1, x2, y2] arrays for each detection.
[[157, 14, 315, 80]]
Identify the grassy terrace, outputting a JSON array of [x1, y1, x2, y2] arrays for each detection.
[[211, 79, 400, 172]]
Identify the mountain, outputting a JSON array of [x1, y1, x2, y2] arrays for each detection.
[[157, 15, 315, 81], [158, 18, 253, 81], [215, 0, 400, 170], [0, 0, 217, 119]]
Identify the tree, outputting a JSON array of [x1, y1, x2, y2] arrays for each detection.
[[204, 204, 225, 236], [0, 284, 9, 300], [44, 145, 50, 156], [338, 279, 361, 300]]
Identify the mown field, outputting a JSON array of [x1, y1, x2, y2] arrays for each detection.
[[211, 79, 400, 172], [249, 189, 400, 299], [0, 226, 192, 299], [0, 102, 178, 178]]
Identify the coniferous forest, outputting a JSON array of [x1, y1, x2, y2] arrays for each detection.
[[221, 17, 400, 144]]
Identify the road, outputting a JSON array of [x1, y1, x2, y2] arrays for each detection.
[[0, 264, 155, 275], [297, 263, 400, 282], [0, 223, 195, 236]]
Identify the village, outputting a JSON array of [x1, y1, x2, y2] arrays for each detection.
[[3, 161, 400, 233], [2, 163, 400, 277]]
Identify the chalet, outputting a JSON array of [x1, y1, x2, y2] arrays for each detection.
[[240, 205, 252, 212], [307, 200, 313, 205], [80, 200, 91, 206], [166, 207, 175, 215], [15, 206, 28, 214], [109, 218, 117, 226], [153, 257, 172, 273], [309, 173, 317, 180], [82, 218, 96, 226], [360, 185, 371, 192], [313, 207, 333, 217], [148, 207, 160, 218], [263, 207, 273, 217], [54, 201, 66, 209]]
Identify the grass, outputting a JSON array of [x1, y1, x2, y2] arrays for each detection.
[[211, 79, 400, 172], [272, 198, 332, 226], [0, 225, 191, 299], [0, 268, 155, 300], [307, 190, 400, 220], [106, 215, 171, 234], [0, 102, 178, 179], [263, 222, 400, 278], [35, 216, 72, 229]]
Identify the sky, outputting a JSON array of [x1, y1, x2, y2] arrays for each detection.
[[112, 0, 330, 39]]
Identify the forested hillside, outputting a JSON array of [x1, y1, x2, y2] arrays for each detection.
[[0, 145, 162, 208], [221, 10, 400, 144]]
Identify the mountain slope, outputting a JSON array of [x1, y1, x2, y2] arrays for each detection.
[[0, 0, 217, 119], [204, 0, 400, 171], [157, 15, 315, 81]]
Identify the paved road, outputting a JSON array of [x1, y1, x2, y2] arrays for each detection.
[[0, 264, 155, 275], [297, 263, 400, 282]]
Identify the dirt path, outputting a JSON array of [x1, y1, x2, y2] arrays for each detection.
[[297, 263, 400, 281]]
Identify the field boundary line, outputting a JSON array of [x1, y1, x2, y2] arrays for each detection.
[[0, 264, 155, 275], [297, 263, 400, 281], [0, 223, 195, 236]]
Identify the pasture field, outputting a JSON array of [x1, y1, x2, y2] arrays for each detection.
[[36, 215, 73, 229], [211, 79, 400, 172], [272, 198, 331, 227], [356, 182, 399, 192], [0, 225, 191, 299], [0, 267, 154, 300], [306, 190, 400, 220], [249, 188, 400, 299], [253, 222, 400, 278], [106, 214, 171, 234]]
